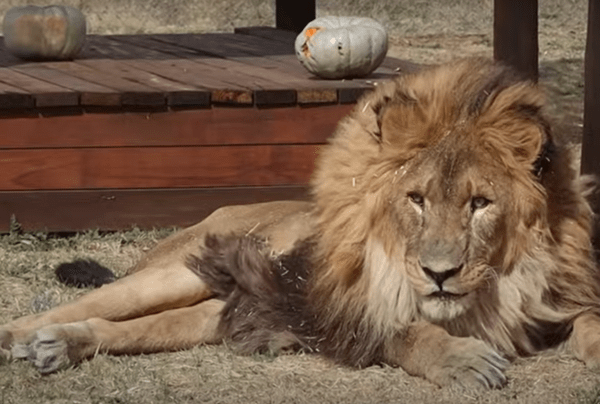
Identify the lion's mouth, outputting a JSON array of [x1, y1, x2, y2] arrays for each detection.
[[428, 291, 467, 301]]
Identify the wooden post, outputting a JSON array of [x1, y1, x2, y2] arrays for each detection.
[[581, 0, 600, 248], [275, 0, 316, 33], [493, 0, 539, 81]]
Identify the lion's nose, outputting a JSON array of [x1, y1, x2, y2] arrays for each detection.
[[420, 264, 463, 289]]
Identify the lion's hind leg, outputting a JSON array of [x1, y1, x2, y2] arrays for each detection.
[[15, 298, 225, 374], [1, 260, 212, 357]]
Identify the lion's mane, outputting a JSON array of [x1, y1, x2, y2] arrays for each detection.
[[192, 58, 600, 368]]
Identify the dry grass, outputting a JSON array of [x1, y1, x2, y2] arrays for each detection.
[[2, 227, 600, 404], [0, 0, 595, 403]]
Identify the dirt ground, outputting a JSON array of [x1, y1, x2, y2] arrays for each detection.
[[0, 0, 596, 403]]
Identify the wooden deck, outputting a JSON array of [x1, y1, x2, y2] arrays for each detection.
[[0, 27, 416, 232]]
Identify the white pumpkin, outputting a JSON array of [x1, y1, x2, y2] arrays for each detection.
[[295, 16, 388, 79], [3, 5, 86, 60]]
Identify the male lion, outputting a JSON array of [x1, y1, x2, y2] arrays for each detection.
[[1, 58, 600, 389]]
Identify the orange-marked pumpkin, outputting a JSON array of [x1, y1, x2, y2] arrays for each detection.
[[295, 16, 388, 79], [3, 5, 86, 60]]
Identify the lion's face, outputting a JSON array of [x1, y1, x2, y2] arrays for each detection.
[[312, 59, 553, 330], [395, 136, 513, 321]]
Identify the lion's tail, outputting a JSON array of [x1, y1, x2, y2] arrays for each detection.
[[187, 234, 318, 355], [55, 259, 116, 288]]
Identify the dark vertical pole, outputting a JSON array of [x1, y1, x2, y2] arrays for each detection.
[[581, 0, 600, 248], [276, 0, 316, 33], [493, 0, 539, 81]]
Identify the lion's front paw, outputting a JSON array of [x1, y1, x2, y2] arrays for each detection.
[[429, 337, 509, 389]]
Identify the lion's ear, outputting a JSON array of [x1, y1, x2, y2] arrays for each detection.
[[478, 84, 550, 168]]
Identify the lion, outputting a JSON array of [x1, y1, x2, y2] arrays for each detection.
[[2, 58, 600, 389]]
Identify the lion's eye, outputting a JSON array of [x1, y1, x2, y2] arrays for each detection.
[[471, 196, 491, 211], [408, 192, 425, 207]]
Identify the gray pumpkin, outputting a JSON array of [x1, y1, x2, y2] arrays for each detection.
[[3, 5, 86, 60], [295, 16, 388, 79]]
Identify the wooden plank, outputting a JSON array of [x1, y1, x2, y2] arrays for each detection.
[[148, 59, 252, 104], [237, 51, 389, 102], [188, 56, 308, 105], [115, 35, 299, 104], [152, 34, 356, 104], [0, 186, 309, 231], [189, 57, 297, 105], [105, 36, 255, 104], [124, 59, 239, 90], [106, 34, 220, 60], [116, 34, 403, 104], [83, 35, 176, 60], [0, 67, 78, 107], [0, 80, 33, 109], [493, 0, 538, 80], [79, 56, 208, 96], [82, 37, 232, 105], [0, 145, 319, 190], [44, 61, 165, 107], [190, 36, 344, 104], [149, 34, 303, 81], [119, 59, 242, 105], [258, 52, 404, 89], [234, 26, 299, 44], [111, 34, 207, 58], [581, 0, 600, 249], [76, 59, 205, 107], [178, 34, 310, 81], [182, 51, 304, 86], [151, 33, 283, 59], [214, 31, 295, 56], [11, 64, 121, 107], [0, 104, 352, 149], [276, 0, 315, 33], [101, 33, 361, 90], [126, 33, 301, 77]]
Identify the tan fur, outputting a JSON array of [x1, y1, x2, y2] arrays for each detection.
[[1, 59, 600, 388]]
